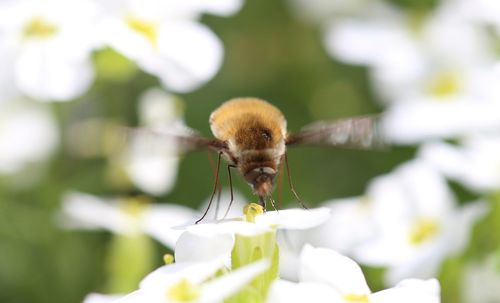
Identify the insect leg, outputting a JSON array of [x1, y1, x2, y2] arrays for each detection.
[[207, 150, 223, 220], [196, 152, 222, 224], [284, 152, 308, 209], [222, 164, 236, 219]]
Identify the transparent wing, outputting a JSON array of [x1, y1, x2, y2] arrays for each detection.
[[115, 123, 227, 155], [285, 115, 386, 149]]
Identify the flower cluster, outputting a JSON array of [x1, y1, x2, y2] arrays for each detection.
[[287, 0, 500, 300], [74, 203, 440, 303], [0, 0, 243, 179]]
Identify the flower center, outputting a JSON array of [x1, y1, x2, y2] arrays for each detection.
[[163, 254, 174, 265], [23, 16, 58, 38], [121, 196, 150, 217], [408, 218, 439, 245], [427, 71, 462, 98], [167, 278, 201, 302], [126, 16, 158, 47], [243, 203, 264, 223], [343, 293, 370, 303]]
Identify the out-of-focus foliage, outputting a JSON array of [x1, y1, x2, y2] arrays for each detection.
[[1, 0, 499, 302]]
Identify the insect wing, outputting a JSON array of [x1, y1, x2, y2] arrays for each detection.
[[117, 123, 226, 155], [286, 115, 386, 149]]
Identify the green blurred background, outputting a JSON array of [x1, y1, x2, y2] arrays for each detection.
[[0, 0, 471, 302]]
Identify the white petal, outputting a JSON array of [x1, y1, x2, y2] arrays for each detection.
[[123, 132, 180, 195], [188, 0, 244, 16], [113, 290, 147, 303], [201, 259, 270, 302], [382, 98, 500, 143], [370, 279, 440, 303], [299, 245, 370, 296], [174, 227, 235, 264], [141, 21, 223, 92], [138, 88, 180, 126], [267, 280, 343, 303], [254, 207, 331, 230], [141, 204, 196, 248], [15, 47, 94, 101], [139, 261, 223, 290], [83, 293, 124, 303], [59, 192, 136, 234], [324, 18, 420, 72], [0, 100, 58, 173]]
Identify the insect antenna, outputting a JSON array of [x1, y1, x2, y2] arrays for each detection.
[[284, 152, 308, 209], [196, 152, 222, 224], [222, 165, 236, 219], [269, 196, 279, 212]]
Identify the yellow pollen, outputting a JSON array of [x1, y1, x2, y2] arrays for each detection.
[[163, 254, 174, 265], [23, 17, 58, 38], [427, 71, 462, 98], [167, 278, 200, 302], [343, 293, 370, 303], [126, 16, 158, 47], [243, 203, 264, 223], [409, 218, 439, 245], [121, 196, 150, 217]]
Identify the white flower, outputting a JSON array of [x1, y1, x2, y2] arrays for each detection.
[[277, 196, 375, 281], [420, 137, 500, 192], [116, 259, 269, 303], [352, 159, 488, 285], [99, 0, 238, 92], [325, 2, 495, 103], [0, 0, 98, 101], [267, 245, 441, 303], [380, 64, 500, 143], [0, 99, 58, 173], [174, 206, 331, 266], [60, 191, 197, 249], [121, 88, 183, 195], [323, 1, 500, 143]]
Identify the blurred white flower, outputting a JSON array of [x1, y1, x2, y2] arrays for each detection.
[[83, 293, 124, 303], [325, 2, 495, 103], [0, 99, 58, 173], [381, 64, 500, 143], [60, 191, 196, 249], [278, 196, 375, 281], [463, 254, 500, 303], [116, 259, 269, 303], [268, 245, 441, 303], [352, 159, 488, 285], [99, 0, 241, 92], [323, 1, 500, 143], [121, 88, 184, 195], [0, 0, 98, 101], [420, 137, 500, 192]]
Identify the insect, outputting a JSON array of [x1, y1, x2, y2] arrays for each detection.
[[125, 97, 384, 223]]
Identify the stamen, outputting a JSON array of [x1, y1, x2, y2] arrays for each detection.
[[408, 218, 439, 245], [167, 279, 200, 302], [163, 254, 174, 265], [23, 17, 58, 38], [243, 203, 264, 223], [126, 16, 158, 47]]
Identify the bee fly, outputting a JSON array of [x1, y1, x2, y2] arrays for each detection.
[[125, 97, 384, 223]]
